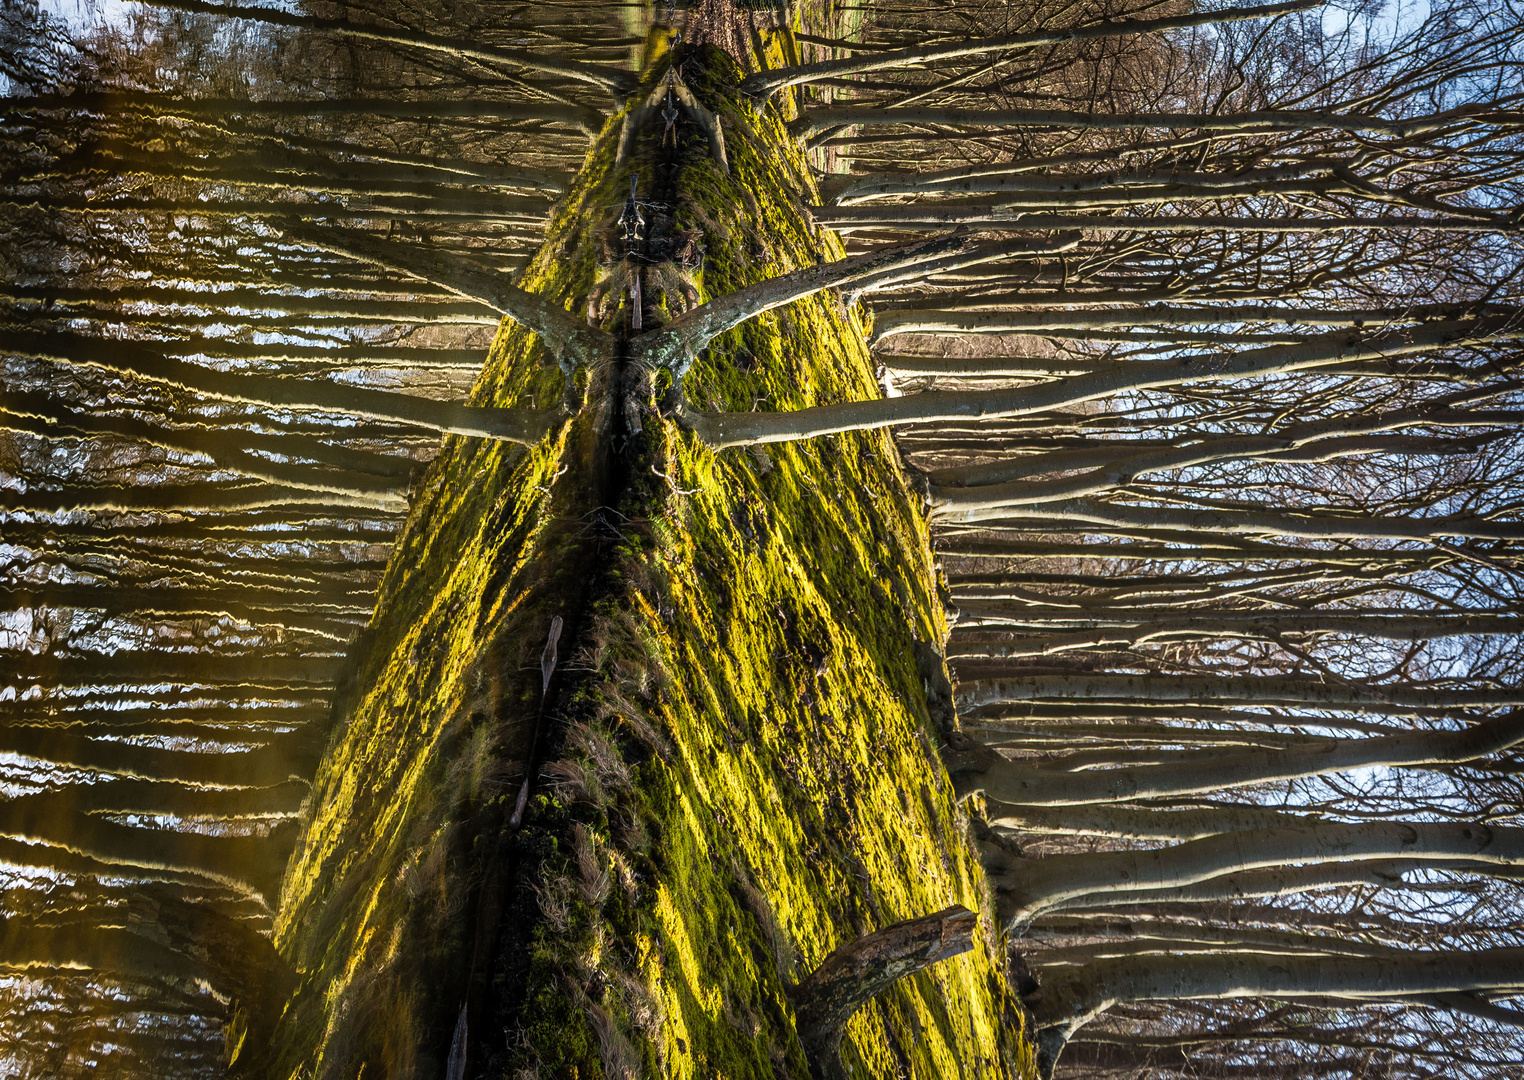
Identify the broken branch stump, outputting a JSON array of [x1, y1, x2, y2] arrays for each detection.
[[790, 904, 978, 1078]]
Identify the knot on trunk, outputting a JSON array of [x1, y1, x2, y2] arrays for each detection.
[[789, 905, 977, 1079], [942, 730, 1003, 798]]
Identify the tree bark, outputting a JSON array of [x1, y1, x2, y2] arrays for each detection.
[[993, 821, 1524, 928], [674, 318, 1522, 447], [739, 0, 1317, 99], [956, 672, 1524, 711], [132, 0, 636, 96], [3, 91, 605, 133], [3, 328, 555, 444], [966, 714, 1524, 814]]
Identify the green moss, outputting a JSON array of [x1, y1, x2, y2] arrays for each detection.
[[264, 35, 1032, 1080]]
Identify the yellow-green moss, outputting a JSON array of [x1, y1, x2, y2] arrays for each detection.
[[265, 36, 1032, 1080]]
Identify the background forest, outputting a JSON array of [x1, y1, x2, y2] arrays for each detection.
[[3, 0, 1524, 1077]]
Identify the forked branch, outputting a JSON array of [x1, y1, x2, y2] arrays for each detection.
[[630, 232, 971, 371]]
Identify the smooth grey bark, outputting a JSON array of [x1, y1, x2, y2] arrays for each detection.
[[872, 301, 1518, 341], [942, 493, 1524, 539], [817, 209, 1509, 232], [3, 328, 555, 444], [953, 709, 1524, 807], [995, 821, 1524, 928], [1025, 946, 1524, 1038], [987, 802, 1314, 841], [738, 0, 1317, 100], [949, 612, 1524, 649], [133, 0, 636, 97], [2, 92, 606, 133], [826, 163, 1338, 204], [955, 672, 1524, 711], [673, 318, 1523, 448], [792, 106, 1420, 139]]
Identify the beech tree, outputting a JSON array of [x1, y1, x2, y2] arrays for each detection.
[[4, 0, 1524, 1077]]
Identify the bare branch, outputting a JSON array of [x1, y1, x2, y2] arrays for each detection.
[[739, 0, 1322, 102], [132, 0, 637, 97], [282, 224, 614, 371]]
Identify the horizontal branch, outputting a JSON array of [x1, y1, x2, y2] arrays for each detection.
[[281, 224, 612, 369], [944, 493, 1524, 537], [1027, 945, 1524, 1044], [738, 0, 1318, 101], [3, 90, 607, 133], [672, 317, 1524, 448], [3, 329, 557, 445], [792, 106, 1416, 140], [824, 161, 1336, 205], [950, 710, 1524, 806], [931, 431, 1507, 512], [133, 0, 636, 97], [817, 208, 1516, 233], [931, 404, 1524, 488], [999, 820, 1524, 928], [953, 610, 1524, 648], [879, 298, 1516, 340], [956, 672, 1524, 711]]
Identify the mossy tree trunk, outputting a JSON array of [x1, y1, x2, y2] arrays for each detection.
[[263, 23, 1028, 1080]]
